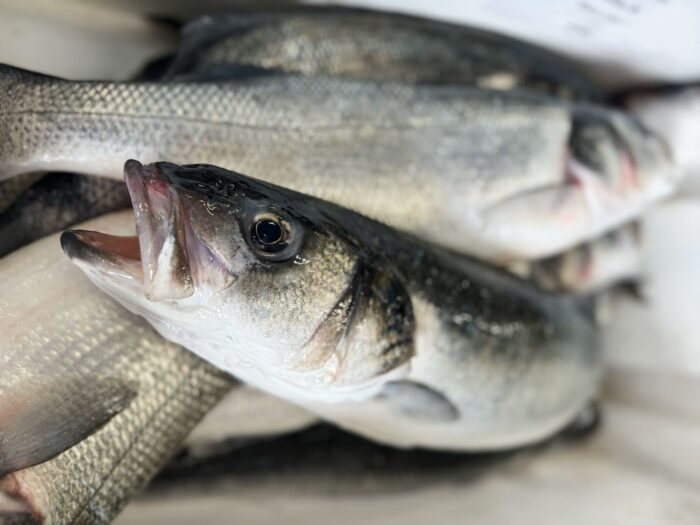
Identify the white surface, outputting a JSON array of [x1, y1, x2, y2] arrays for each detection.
[[0, 0, 176, 80], [185, 387, 316, 451]]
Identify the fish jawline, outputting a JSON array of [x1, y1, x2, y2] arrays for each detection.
[[60, 230, 143, 282]]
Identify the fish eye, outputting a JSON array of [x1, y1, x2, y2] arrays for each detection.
[[248, 212, 301, 261], [255, 218, 284, 246]]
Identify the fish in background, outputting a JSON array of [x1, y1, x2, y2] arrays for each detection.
[[0, 62, 675, 261], [164, 6, 600, 101], [63, 161, 600, 451], [518, 221, 643, 294], [0, 172, 43, 213], [0, 211, 234, 524], [0, 172, 130, 257], [624, 85, 700, 195]]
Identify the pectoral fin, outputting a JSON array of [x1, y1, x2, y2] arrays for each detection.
[[0, 376, 137, 477], [380, 381, 459, 422]]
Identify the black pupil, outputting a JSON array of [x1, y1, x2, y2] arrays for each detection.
[[255, 219, 283, 245]]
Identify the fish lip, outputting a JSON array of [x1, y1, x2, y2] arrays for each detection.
[[123, 159, 172, 273], [60, 229, 143, 280], [124, 160, 195, 301], [61, 160, 196, 300]]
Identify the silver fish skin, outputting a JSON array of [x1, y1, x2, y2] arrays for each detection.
[[0, 64, 676, 260], [0, 211, 234, 524], [166, 8, 599, 100], [63, 161, 600, 451], [513, 221, 642, 294], [0, 173, 130, 258]]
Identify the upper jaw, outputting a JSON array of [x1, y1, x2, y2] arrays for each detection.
[[62, 160, 195, 301]]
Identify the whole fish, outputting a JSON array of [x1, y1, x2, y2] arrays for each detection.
[[0, 211, 234, 524], [0, 172, 130, 257], [0, 64, 675, 260], [63, 161, 600, 451], [166, 8, 599, 100]]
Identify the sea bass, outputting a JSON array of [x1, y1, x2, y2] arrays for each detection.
[[0, 64, 675, 260], [63, 161, 600, 450], [0, 211, 234, 524], [166, 7, 598, 100]]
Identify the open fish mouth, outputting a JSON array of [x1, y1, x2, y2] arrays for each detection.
[[61, 160, 195, 302]]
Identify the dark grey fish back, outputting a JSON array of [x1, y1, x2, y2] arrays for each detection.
[[0, 173, 130, 257], [165, 8, 600, 101]]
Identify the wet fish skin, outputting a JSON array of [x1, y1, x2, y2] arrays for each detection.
[[0, 64, 674, 260], [64, 161, 600, 451], [512, 221, 642, 294], [166, 7, 599, 100], [0, 173, 130, 257], [0, 173, 44, 214], [0, 211, 234, 524]]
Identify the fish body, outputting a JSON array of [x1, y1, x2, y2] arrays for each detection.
[[0, 172, 130, 257], [0, 172, 43, 213], [64, 161, 600, 451], [0, 211, 234, 524], [518, 221, 642, 294], [166, 8, 599, 100], [0, 64, 675, 260]]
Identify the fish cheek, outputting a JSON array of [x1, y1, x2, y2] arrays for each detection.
[[345, 267, 415, 378], [302, 265, 415, 385], [228, 234, 358, 358], [182, 195, 248, 274]]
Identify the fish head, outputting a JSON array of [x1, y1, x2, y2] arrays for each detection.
[[61, 161, 414, 403]]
